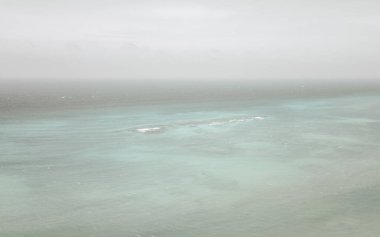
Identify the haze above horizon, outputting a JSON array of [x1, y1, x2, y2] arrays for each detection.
[[1, 0, 380, 80]]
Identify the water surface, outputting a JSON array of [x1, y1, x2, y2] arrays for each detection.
[[1, 81, 380, 236]]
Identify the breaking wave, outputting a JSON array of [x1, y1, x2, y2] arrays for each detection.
[[134, 115, 265, 134]]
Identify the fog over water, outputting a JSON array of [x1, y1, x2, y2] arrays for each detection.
[[1, 79, 380, 111], [1, 80, 380, 236]]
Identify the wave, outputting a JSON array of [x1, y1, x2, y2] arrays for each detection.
[[136, 127, 162, 133], [134, 115, 265, 134], [211, 116, 265, 126]]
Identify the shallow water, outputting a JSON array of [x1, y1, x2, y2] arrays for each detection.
[[1, 87, 380, 236]]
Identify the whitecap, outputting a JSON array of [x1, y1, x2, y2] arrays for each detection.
[[209, 121, 226, 126], [136, 127, 161, 133]]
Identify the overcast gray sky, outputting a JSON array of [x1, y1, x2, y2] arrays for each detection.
[[0, 0, 379, 80]]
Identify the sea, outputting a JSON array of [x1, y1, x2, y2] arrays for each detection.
[[1, 79, 379, 237]]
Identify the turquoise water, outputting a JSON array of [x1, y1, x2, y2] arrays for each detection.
[[1, 90, 380, 236]]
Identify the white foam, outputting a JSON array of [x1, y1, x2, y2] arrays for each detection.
[[254, 116, 265, 120], [209, 121, 226, 126], [136, 127, 161, 133], [209, 117, 257, 126]]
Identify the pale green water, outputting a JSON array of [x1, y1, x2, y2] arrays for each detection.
[[1, 88, 380, 236]]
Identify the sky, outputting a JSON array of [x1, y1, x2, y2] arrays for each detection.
[[0, 0, 379, 80]]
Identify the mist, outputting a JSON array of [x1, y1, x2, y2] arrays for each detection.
[[1, 0, 380, 80], [1, 1, 380, 237]]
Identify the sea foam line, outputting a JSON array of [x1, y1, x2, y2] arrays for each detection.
[[134, 115, 265, 133]]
